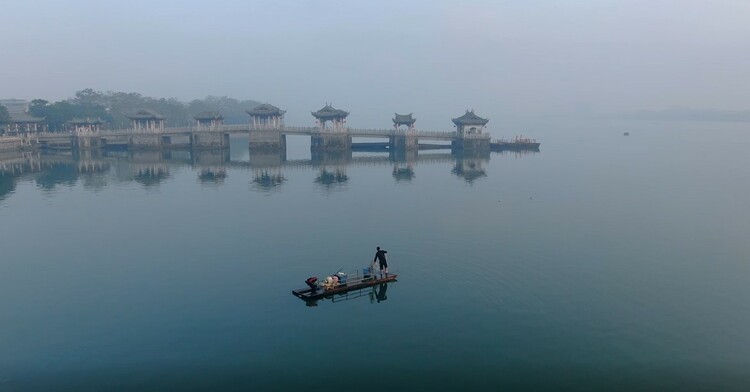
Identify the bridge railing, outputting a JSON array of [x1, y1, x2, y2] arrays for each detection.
[[30, 125, 466, 139]]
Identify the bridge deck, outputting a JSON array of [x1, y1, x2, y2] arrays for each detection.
[[30, 125, 480, 142]]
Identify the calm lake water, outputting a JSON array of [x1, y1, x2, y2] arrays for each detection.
[[1, 119, 749, 391]]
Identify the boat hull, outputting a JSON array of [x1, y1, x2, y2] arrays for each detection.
[[292, 274, 398, 301], [490, 142, 540, 152]]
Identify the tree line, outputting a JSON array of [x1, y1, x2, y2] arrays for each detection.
[[3, 89, 261, 132]]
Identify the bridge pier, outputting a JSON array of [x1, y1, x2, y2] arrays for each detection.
[[389, 147, 418, 163], [389, 134, 418, 151], [72, 135, 101, 150], [451, 137, 490, 153], [129, 134, 163, 150], [249, 148, 286, 168], [191, 132, 230, 150], [249, 130, 286, 152], [310, 133, 351, 151]]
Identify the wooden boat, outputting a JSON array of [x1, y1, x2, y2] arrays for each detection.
[[292, 273, 398, 301], [490, 136, 540, 151]]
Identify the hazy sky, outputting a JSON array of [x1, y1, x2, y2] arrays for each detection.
[[2, 0, 749, 128]]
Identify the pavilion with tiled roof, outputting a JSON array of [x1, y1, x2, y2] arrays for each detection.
[[452, 110, 489, 136], [127, 110, 166, 131], [247, 104, 285, 117], [69, 117, 104, 134], [193, 111, 224, 128], [393, 113, 416, 130], [247, 104, 285, 129], [312, 104, 348, 131], [5, 112, 45, 133]]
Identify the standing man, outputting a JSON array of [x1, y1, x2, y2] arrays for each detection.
[[373, 246, 388, 277]]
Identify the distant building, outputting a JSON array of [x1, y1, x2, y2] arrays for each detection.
[[0, 99, 30, 114], [247, 104, 285, 129], [127, 110, 166, 131], [393, 113, 416, 131], [312, 104, 348, 132], [5, 111, 45, 134], [69, 118, 104, 134], [452, 110, 489, 136], [193, 112, 224, 129]]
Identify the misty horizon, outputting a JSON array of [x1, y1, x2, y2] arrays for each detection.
[[3, 0, 749, 130]]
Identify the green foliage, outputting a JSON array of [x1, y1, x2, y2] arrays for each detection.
[[188, 96, 262, 124], [29, 98, 112, 132], [69, 89, 260, 128], [20, 89, 263, 131]]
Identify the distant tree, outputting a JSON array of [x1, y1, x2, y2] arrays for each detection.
[[0, 105, 10, 124], [35, 163, 79, 190], [25, 90, 263, 130], [28, 98, 112, 132], [188, 96, 261, 124], [74, 88, 105, 106], [28, 99, 49, 117]]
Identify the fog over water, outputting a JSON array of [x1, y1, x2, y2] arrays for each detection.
[[3, 0, 750, 129], [2, 1, 750, 390]]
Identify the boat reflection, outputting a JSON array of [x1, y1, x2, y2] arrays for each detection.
[[304, 282, 393, 307]]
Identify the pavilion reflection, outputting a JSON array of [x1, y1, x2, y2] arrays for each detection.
[[249, 150, 286, 191], [390, 148, 417, 182], [198, 168, 227, 184], [314, 168, 348, 188], [452, 150, 490, 184], [192, 147, 231, 185], [133, 165, 170, 187], [252, 170, 286, 191], [0, 145, 540, 201], [312, 150, 350, 190]]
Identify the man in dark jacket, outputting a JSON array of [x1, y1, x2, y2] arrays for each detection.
[[373, 246, 388, 276]]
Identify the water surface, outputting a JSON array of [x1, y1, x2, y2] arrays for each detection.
[[1, 119, 749, 391]]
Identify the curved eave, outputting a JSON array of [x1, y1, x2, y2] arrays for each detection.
[[311, 111, 349, 119], [393, 119, 416, 125], [246, 109, 286, 116], [452, 119, 489, 126]]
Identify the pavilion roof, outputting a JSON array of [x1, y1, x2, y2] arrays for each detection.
[[9, 111, 44, 123], [393, 113, 416, 124], [69, 117, 104, 125], [193, 111, 223, 121], [127, 109, 166, 120], [247, 103, 285, 116], [311, 104, 349, 119], [452, 110, 489, 126]]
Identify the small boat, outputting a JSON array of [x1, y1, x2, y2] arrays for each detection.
[[490, 135, 540, 151], [292, 268, 398, 301]]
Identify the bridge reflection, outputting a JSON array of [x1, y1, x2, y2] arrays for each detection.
[[0, 146, 538, 199]]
